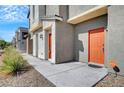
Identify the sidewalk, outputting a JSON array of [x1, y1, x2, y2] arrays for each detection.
[[22, 53, 108, 87]]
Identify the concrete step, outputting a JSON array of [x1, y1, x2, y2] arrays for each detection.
[[88, 62, 104, 68]]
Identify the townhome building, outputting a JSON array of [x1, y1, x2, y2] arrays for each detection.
[[15, 27, 28, 53], [27, 5, 124, 75], [11, 37, 16, 48], [28, 5, 73, 63]]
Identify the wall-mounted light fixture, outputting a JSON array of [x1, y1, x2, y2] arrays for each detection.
[[40, 34, 43, 40], [105, 27, 108, 32]]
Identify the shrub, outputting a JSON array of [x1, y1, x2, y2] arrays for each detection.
[[0, 40, 11, 49], [0, 46, 26, 75]]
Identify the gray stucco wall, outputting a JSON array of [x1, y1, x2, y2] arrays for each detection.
[[16, 33, 20, 50], [46, 5, 59, 16], [56, 21, 74, 63], [34, 5, 39, 21], [45, 5, 68, 21], [39, 5, 45, 17], [107, 6, 124, 75], [69, 5, 97, 18], [74, 15, 107, 62], [20, 32, 27, 52], [16, 31, 27, 53], [59, 5, 68, 21]]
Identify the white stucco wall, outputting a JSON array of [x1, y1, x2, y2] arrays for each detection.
[[43, 20, 56, 64], [33, 34, 37, 56], [38, 30, 44, 59]]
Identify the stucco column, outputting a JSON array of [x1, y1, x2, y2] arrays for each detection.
[[43, 30, 48, 59], [51, 21, 57, 64]]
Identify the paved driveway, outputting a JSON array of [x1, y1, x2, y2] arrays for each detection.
[[22, 53, 108, 87]]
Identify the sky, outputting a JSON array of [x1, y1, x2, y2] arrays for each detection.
[[0, 5, 29, 42]]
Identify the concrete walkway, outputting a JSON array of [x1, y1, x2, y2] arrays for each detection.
[[22, 53, 108, 87]]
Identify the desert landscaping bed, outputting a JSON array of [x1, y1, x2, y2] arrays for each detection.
[[0, 54, 55, 87], [1, 48, 124, 87], [95, 73, 124, 87]]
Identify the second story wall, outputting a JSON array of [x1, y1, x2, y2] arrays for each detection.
[[69, 5, 97, 18], [30, 5, 40, 22], [29, 5, 45, 28], [29, 5, 69, 29], [34, 5, 39, 21], [39, 5, 46, 18], [59, 5, 68, 20], [29, 5, 100, 26], [46, 5, 59, 16], [46, 5, 68, 21], [29, 5, 33, 26]]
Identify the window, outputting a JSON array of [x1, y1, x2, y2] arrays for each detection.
[[22, 32, 28, 39]]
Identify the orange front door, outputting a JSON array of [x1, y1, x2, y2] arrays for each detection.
[[48, 33, 52, 59], [88, 27, 104, 64]]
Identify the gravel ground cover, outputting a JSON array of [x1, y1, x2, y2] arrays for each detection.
[[0, 55, 55, 87], [95, 73, 124, 87]]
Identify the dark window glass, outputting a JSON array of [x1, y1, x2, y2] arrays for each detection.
[[22, 32, 28, 39]]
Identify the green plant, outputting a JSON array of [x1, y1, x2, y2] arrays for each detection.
[[0, 40, 11, 49], [0, 46, 26, 75]]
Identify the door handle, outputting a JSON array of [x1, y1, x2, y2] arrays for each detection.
[[102, 47, 104, 52]]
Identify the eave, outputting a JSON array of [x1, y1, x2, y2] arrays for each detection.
[[29, 22, 42, 32], [67, 5, 108, 24]]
